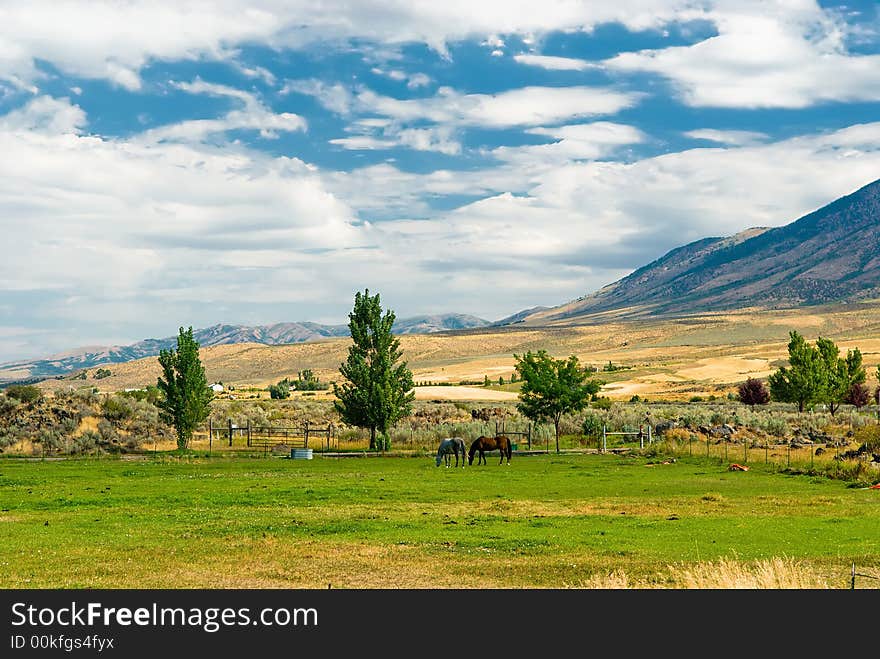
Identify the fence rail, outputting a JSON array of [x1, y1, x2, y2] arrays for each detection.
[[206, 419, 335, 453], [852, 563, 879, 589], [602, 425, 652, 452], [495, 420, 532, 449]]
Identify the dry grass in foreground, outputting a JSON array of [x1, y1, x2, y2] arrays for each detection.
[[576, 557, 836, 589]]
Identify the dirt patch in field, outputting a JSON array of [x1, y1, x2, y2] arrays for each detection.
[[602, 381, 670, 397], [414, 386, 518, 401], [675, 356, 772, 382]]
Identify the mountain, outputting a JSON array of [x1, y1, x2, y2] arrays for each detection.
[[0, 314, 492, 384], [528, 177, 880, 324], [392, 314, 491, 334], [491, 305, 551, 326]]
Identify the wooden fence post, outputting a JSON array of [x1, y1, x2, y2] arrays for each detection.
[[228, 418, 233, 447], [304, 420, 310, 449], [247, 420, 251, 447]]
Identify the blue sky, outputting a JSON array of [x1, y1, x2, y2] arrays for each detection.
[[2, 0, 880, 362]]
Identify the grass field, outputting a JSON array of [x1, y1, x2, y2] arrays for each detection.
[[2, 452, 878, 589]]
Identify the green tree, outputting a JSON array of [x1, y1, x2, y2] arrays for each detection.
[[816, 338, 865, 416], [333, 289, 415, 451], [156, 326, 213, 450], [4, 384, 43, 404], [514, 350, 602, 453], [293, 369, 326, 391], [768, 331, 823, 413], [268, 378, 291, 399]]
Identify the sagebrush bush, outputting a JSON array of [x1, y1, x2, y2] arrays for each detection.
[[72, 431, 101, 455], [4, 384, 43, 403], [101, 395, 134, 423], [852, 424, 880, 452]]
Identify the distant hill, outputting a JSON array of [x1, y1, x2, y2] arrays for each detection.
[[0, 313, 493, 384], [528, 177, 880, 324], [491, 306, 551, 326]]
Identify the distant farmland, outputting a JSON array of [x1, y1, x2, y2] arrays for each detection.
[[33, 302, 880, 403]]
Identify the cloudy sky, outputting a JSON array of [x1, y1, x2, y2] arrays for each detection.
[[2, 0, 880, 362]]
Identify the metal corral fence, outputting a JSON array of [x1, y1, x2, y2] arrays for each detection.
[[851, 563, 880, 589], [203, 419, 337, 454], [591, 424, 880, 483]]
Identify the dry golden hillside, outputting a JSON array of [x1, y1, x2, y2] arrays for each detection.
[[38, 302, 880, 401]]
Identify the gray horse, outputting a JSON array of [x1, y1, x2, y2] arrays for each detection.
[[435, 437, 467, 467]]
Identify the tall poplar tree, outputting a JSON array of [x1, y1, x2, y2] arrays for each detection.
[[156, 326, 213, 450], [333, 289, 415, 450]]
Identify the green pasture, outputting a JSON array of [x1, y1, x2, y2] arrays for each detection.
[[0, 452, 878, 588]]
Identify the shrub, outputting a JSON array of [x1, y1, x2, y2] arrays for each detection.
[[844, 382, 871, 409], [119, 386, 162, 405], [97, 419, 119, 446], [36, 427, 64, 452], [4, 385, 42, 404], [852, 424, 880, 453], [268, 379, 291, 400], [292, 369, 328, 391], [665, 428, 692, 443], [72, 431, 100, 455], [738, 378, 770, 406], [582, 413, 604, 437], [0, 396, 18, 417], [763, 417, 788, 438], [709, 411, 728, 426], [101, 395, 134, 423]]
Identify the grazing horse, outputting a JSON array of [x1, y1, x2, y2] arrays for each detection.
[[435, 437, 467, 467], [468, 435, 512, 466]]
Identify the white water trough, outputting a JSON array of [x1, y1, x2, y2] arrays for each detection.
[[290, 448, 313, 460]]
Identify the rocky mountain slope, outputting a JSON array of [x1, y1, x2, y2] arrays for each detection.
[[529, 177, 880, 324]]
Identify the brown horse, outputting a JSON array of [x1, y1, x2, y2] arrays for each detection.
[[468, 435, 512, 466]]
